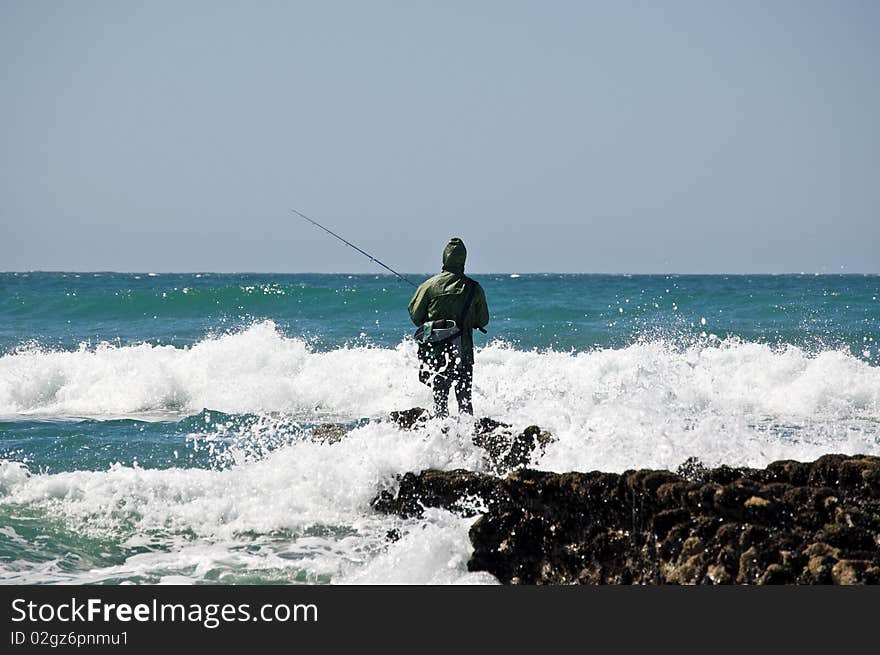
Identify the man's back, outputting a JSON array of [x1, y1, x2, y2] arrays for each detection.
[[408, 270, 488, 365]]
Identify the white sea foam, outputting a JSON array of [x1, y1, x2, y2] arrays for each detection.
[[0, 418, 488, 584], [0, 322, 422, 419], [0, 460, 30, 495], [476, 338, 880, 471]]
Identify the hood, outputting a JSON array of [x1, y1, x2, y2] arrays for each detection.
[[442, 238, 467, 274]]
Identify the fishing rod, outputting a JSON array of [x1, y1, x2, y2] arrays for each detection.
[[292, 208, 418, 287]]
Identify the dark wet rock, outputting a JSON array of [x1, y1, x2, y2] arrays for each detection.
[[310, 409, 433, 444], [390, 408, 557, 473], [371, 469, 504, 518], [471, 417, 556, 472], [372, 454, 880, 585], [389, 407, 431, 429], [310, 423, 349, 444], [676, 456, 708, 482], [310, 409, 557, 473]]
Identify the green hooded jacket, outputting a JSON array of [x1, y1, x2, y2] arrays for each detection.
[[408, 238, 489, 365]]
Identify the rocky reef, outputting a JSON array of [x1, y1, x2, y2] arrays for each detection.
[[307, 409, 879, 584], [373, 453, 880, 585]]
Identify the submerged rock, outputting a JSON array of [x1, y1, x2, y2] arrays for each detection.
[[387, 408, 557, 472], [389, 407, 431, 429], [372, 454, 880, 585], [310, 423, 349, 444], [472, 418, 556, 473], [311, 409, 556, 473]]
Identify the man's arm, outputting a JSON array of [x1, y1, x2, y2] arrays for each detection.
[[473, 285, 489, 329], [408, 283, 430, 326]]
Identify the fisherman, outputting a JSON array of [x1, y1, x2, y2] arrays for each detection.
[[409, 238, 489, 417]]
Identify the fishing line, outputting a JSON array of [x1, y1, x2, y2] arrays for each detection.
[[293, 208, 418, 287]]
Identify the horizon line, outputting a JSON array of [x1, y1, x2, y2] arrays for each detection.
[[2, 270, 879, 277]]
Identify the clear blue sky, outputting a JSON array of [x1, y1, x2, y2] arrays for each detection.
[[2, 1, 878, 273]]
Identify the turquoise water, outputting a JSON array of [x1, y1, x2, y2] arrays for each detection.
[[2, 272, 877, 354], [1, 272, 878, 583]]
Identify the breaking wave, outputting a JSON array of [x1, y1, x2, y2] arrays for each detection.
[[0, 320, 877, 468]]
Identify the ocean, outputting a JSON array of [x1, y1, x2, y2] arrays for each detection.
[[1, 272, 878, 584]]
